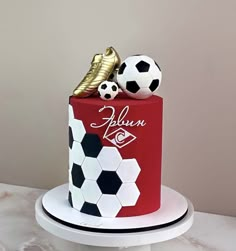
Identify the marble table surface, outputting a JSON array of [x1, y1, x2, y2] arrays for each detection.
[[0, 183, 235, 251]]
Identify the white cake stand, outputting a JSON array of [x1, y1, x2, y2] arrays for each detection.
[[35, 184, 194, 251]]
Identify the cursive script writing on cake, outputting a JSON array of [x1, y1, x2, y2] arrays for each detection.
[[90, 105, 146, 139]]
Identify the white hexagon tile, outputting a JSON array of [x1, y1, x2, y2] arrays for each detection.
[[71, 186, 84, 211], [117, 183, 140, 206], [69, 148, 73, 170], [117, 159, 141, 182], [97, 147, 122, 171], [69, 104, 86, 143], [70, 141, 85, 166], [97, 194, 122, 217], [68, 104, 74, 122], [68, 169, 73, 185], [81, 180, 102, 204], [81, 157, 102, 180], [69, 119, 86, 143]]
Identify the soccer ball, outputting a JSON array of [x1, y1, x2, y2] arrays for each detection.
[[117, 55, 162, 99], [98, 81, 119, 100]]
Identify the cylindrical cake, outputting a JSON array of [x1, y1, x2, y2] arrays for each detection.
[[68, 94, 163, 218]]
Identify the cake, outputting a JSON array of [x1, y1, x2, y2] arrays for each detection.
[[68, 47, 162, 218]]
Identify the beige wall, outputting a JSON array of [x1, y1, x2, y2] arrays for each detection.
[[0, 0, 235, 216]]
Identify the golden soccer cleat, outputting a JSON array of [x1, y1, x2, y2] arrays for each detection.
[[73, 47, 121, 98]]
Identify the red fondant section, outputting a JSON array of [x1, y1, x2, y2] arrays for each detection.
[[70, 94, 163, 217]]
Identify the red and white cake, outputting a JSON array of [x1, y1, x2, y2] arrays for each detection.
[[38, 48, 192, 237], [68, 94, 163, 217]]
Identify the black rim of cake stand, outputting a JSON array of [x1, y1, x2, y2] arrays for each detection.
[[42, 205, 188, 234]]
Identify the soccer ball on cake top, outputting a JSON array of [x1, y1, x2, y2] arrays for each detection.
[[98, 81, 119, 100], [117, 55, 162, 99]]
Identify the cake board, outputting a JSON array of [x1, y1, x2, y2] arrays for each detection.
[[35, 184, 194, 251]]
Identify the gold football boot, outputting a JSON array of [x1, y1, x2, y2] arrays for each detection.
[[73, 47, 121, 97]]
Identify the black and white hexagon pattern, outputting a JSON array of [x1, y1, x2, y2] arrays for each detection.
[[117, 55, 162, 99], [68, 104, 141, 217]]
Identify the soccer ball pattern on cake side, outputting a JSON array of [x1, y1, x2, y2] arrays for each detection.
[[68, 104, 141, 217]]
